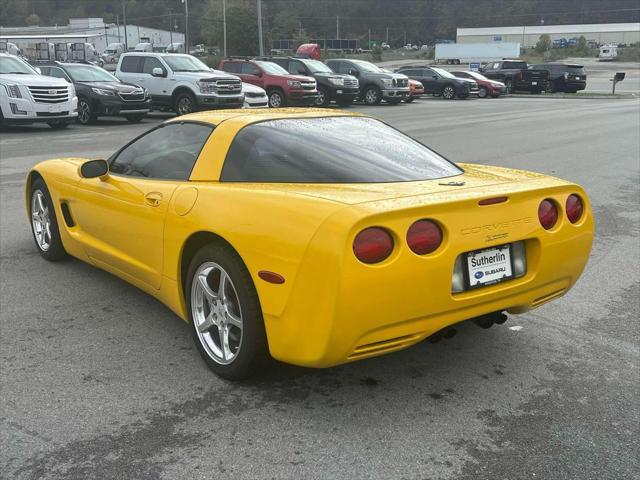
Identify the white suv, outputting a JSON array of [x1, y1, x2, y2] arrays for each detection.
[[0, 53, 78, 129], [116, 52, 244, 114]]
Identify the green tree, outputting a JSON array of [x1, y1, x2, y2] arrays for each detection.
[[535, 34, 551, 53], [25, 14, 40, 26]]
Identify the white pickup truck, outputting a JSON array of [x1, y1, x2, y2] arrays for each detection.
[[0, 53, 78, 129]]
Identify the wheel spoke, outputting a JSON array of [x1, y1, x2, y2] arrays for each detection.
[[217, 270, 228, 302], [225, 309, 242, 329], [37, 193, 45, 213], [197, 312, 216, 333], [197, 272, 217, 300], [45, 223, 51, 242], [221, 326, 232, 360]]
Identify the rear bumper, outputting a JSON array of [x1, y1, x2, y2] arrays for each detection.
[[261, 183, 594, 368]]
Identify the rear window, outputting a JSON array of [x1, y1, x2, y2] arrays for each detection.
[[503, 61, 527, 69], [566, 65, 586, 75], [220, 117, 462, 183]]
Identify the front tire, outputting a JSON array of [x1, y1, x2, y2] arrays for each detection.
[[478, 87, 488, 98], [504, 79, 513, 94], [315, 87, 330, 107], [186, 244, 269, 380], [268, 89, 286, 108], [76, 97, 96, 125], [175, 92, 197, 115], [442, 85, 456, 100], [29, 178, 67, 261], [363, 86, 382, 105]]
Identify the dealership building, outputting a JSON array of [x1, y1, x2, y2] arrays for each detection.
[[456, 23, 640, 48], [0, 17, 185, 53]]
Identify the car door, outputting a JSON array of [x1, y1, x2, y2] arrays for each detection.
[[71, 122, 214, 289], [421, 68, 440, 93], [139, 56, 169, 103], [117, 55, 143, 84], [239, 62, 264, 88]]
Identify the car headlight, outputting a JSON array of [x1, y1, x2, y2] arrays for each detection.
[[328, 77, 344, 86], [91, 87, 115, 96], [197, 80, 217, 94], [287, 80, 302, 88], [382, 78, 393, 88], [3, 84, 22, 98]]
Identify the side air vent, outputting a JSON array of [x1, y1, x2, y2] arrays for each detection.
[[60, 202, 75, 227]]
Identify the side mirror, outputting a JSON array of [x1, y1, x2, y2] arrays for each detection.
[[151, 67, 166, 77], [348, 69, 359, 77], [432, 75, 438, 79], [35, 67, 42, 74], [80, 159, 109, 179]]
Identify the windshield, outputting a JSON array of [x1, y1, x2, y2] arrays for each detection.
[[221, 117, 462, 183], [304, 60, 333, 73], [255, 61, 289, 75], [432, 67, 456, 79], [466, 71, 489, 81], [0, 56, 37, 75], [65, 65, 119, 82], [162, 55, 209, 72], [350, 60, 384, 73]]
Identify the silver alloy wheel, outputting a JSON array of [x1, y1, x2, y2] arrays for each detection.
[[365, 88, 378, 104], [269, 92, 282, 108], [315, 89, 326, 106], [478, 87, 487, 98], [78, 100, 91, 124], [31, 190, 51, 252], [443, 86, 455, 99], [177, 96, 194, 115], [191, 262, 243, 365]]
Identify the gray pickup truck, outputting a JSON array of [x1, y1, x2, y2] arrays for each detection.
[[480, 60, 550, 93], [325, 59, 409, 105]]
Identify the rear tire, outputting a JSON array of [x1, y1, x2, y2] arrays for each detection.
[[29, 178, 67, 261], [186, 243, 270, 380]]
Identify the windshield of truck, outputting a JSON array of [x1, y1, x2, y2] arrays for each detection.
[[350, 60, 384, 73], [432, 67, 456, 79], [162, 55, 209, 72], [255, 61, 289, 74], [0, 56, 37, 75], [221, 117, 462, 183], [304, 60, 333, 73], [65, 65, 119, 82]]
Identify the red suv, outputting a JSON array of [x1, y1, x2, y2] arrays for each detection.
[[219, 58, 317, 108]]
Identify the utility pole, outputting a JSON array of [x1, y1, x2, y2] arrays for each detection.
[[116, 14, 120, 43], [169, 9, 173, 47], [336, 16, 339, 39], [122, 1, 128, 50], [257, 0, 264, 56], [223, 0, 227, 57], [182, 0, 189, 53], [105, 24, 109, 45], [386, 26, 389, 44], [368, 28, 371, 49]]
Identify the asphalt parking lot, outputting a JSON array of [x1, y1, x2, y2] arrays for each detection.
[[1, 97, 639, 480]]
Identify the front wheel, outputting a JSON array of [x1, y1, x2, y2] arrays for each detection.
[[29, 178, 67, 261], [175, 92, 197, 115], [76, 97, 96, 125], [268, 89, 286, 108], [478, 87, 488, 98], [186, 244, 270, 380], [504, 79, 513, 94], [442, 85, 456, 100], [363, 86, 382, 105], [315, 87, 330, 107]]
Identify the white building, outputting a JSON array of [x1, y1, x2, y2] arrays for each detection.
[[457, 23, 640, 48], [0, 17, 185, 53]]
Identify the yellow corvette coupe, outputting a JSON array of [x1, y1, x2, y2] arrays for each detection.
[[26, 109, 594, 379]]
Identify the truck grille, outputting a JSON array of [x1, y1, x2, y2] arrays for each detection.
[[119, 90, 145, 102], [393, 78, 408, 88], [215, 79, 242, 95], [28, 86, 69, 104], [301, 81, 316, 91], [344, 78, 358, 87]]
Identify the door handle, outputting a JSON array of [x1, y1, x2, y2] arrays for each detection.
[[144, 192, 163, 207]]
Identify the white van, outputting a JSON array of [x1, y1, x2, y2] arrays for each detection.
[[598, 44, 618, 61], [0, 53, 77, 128], [134, 43, 153, 53], [102, 43, 125, 64]]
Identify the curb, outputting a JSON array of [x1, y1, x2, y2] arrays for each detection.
[[507, 93, 637, 100]]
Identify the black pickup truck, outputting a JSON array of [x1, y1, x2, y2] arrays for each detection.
[[479, 60, 549, 93]]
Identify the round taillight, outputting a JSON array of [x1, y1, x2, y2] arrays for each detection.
[[407, 220, 442, 255], [538, 199, 558, 230], [353, 227, 394, 264], [566, 194, 583, 224]]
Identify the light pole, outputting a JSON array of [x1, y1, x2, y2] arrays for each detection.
[[257, 0, 264, 56], [182, 0, 189, 53], [223, 0, 227, 57], [122, 1, 128, 50], [168, 9, 173, 49]]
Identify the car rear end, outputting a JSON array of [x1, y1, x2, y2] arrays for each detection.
[[519, 68, 550, 92], [561, 65, 587, 92], [266, 167, 594, 367]]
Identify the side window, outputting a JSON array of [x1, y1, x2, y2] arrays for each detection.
[[46, 66, 71, 81], [423, 68, 435, 77], [110, 123, 214, 181], [120, 56, 142, 73], [288, 60, 306, 75], [222, 62, 241, 73], [240, 62, 260, 75], [333, 62, 350, 74], [142, 57, 164, 75]]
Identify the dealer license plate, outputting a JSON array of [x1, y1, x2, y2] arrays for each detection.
[[531, 81, 538, 86], [466, 244, 513, 288], [48, 104, 62, 113]]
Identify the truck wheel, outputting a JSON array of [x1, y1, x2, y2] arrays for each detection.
[[175, 92, 197, 115], [77, 97, 96, 125], [504, 79, 513, 93], [186, 243, 270, 380], [268, 89, 286, 108], [478, 87, 488, 98], [363, 86, 382, 105], [315, 87, 330, 107], [442, 85, 456, 100]]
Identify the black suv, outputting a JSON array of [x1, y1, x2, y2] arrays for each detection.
[[37, 61, 151, 124], [529, 63, 587, 93], [261, 57, 359, 106], [396, 66, 478, 99]]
